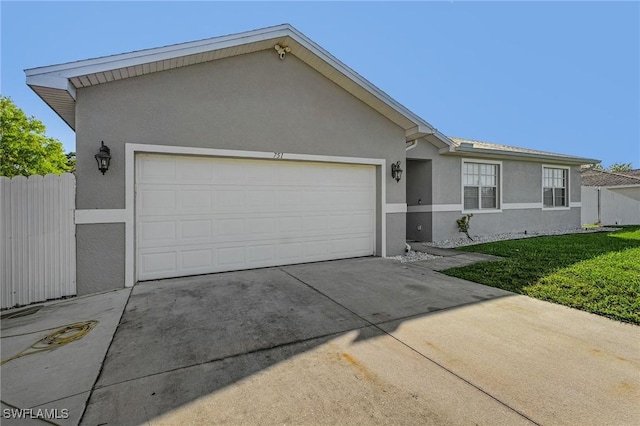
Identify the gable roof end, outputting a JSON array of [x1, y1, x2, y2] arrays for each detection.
[[25, 24, 452, 147]]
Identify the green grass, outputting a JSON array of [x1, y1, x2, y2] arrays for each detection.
[[442, 226, 640, 324]]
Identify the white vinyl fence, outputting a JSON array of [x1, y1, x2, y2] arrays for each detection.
[[1, 173, 76, 309], [581, 186, 640, 226]]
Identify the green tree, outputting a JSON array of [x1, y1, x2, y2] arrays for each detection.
[[66, 151, 76, 173], [608, 162, 632, 173], [593, 162, 633, 173], [0, 95, 71, 177]]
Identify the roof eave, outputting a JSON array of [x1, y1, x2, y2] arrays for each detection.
[[26, 75, 77, 129], [24, 24, 448, 143], [446, 145, 599, 165], [583, 183, 640, 188]]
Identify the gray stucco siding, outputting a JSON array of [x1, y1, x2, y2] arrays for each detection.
[[406, 212, 432, 242], [431, 208, 581, 242], [502, 161, 542, 204], [386, 213, 407, 255], [431, 156, 462, 205], [408, 138, 582, 208], [406, 138, 583, 241], [75, 49, 408, 292], [406, 160, 432, 207], [76, 50, 405, 208], [76, 223, 125, 295]]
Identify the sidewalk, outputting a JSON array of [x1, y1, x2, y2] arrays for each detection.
[[1, 289, 130, 425]]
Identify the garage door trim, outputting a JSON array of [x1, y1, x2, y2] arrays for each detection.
[[124, 143, 396, 287]]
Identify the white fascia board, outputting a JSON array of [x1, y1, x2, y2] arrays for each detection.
[[26, 75, 77, 100], [449, 145, 599, 165], [406, 127, 453, 148], [405, 125, 435, 139], [24, 25, 293, 79]]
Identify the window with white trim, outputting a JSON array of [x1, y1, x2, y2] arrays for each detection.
[[543, 167, 568, 207], [463, 162, 499, 210]]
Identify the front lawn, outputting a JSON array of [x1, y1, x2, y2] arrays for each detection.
[[442, 227, 640, 324]]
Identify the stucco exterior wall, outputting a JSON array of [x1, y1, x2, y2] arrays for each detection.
[[406, 160, 432, 206], [75, 50, 407, 293], [432, 208, 581, 242], [407, 140, 583, 242], [406, 212, 432, 241], [76, 223, 125, 295], [406, 159, 433, 241]]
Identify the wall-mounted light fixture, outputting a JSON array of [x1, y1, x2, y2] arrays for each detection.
[[391, 161, 403, 182], [95, 141, 111, 175], [274, 44, 291, 60]]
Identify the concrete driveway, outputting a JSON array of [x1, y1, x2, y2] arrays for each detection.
[[77, 257, 639, 425]]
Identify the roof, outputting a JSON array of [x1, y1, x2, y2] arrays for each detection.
[[580, 168, 640, 187], [24, 24, 601, 165], [24, 24, 449, 146], [447, 137, 599, 165]]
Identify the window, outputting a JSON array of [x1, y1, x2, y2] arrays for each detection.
[[543, 167, 568, 208], [463, 162, 499, 210]]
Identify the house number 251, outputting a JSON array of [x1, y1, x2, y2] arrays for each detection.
[[273, 152, 284, 159]]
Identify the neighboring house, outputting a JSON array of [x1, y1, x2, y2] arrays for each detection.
[[580, 168, 640, 225], [25, 24, 597, 295]]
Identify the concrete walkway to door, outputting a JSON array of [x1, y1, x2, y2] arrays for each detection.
[[79, 257, 639, 425]]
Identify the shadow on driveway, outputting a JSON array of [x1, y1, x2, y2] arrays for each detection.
[[81, 257, 640, 425]]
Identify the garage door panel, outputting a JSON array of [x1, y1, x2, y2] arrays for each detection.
[[303, 240, 329, 257], [279, 216, 303, 233], [276, 190, 303, 209], [213, 161, 245, 184], [247, 244, 275, 263], [217, 190, 245, 212], [181, 249, 214, 270], [246, 217, 275, 235], [246, 189, 276, 211], [138, 214, 372, 249], [138, 156, 176, 179], [140, 252, 177, 276], [180, 219, 213, 241], [303, 215, 328, 232], [136, 154, 375, 280], [217, 246, 246, 266], [330, 236, 373, 254], [175, 157, 213, 180], [139, 221, 176, 246], [246, 163, 278, 184], [180, 190, 213, 208], [279, 242, 304, 260], [139, 189, 176, 210], [217, 218, 245, 237]]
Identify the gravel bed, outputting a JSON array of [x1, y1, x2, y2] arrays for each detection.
[[388, 250, 441, 263], [426, 227, 621, 249]]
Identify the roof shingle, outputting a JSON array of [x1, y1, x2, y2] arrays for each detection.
[[449, 137, 595, 163], [580, 168, 640, 187]]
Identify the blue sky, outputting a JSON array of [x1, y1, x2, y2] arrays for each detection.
[[2, 1, 639, 167]]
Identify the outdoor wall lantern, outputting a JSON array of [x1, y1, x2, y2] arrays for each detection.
[[95, 141, 111, 175], [391, 161, 403, 182]]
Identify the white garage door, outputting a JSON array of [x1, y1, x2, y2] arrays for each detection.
[[135, 154, 376, 281]]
